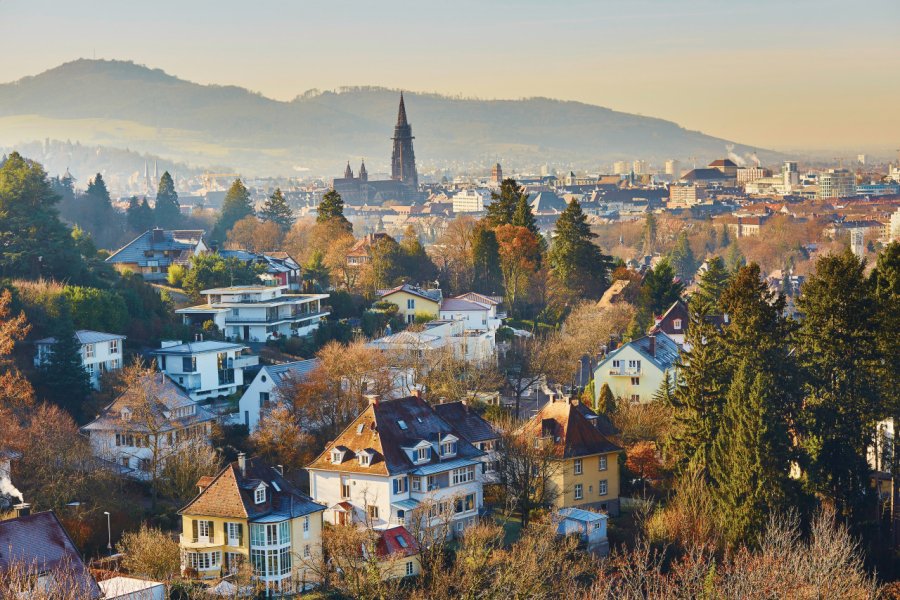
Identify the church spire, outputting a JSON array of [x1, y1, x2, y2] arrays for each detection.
[[344, 161, 353, 179], [397, 92, 408, 127], [391, 93, 418, 190], [359, 159, 368, 182]]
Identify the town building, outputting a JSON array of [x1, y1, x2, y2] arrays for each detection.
[[491, 163, 503, 185], [439, 297, 502, 332], [0, 506, 101, 599], [178, 454, 325, 595], [152, 340, 258, 402], [34, 330, 125, 390], [218, 250, 302, 291], [817, 169, 856, 199], [664, 159, 681, 177], [649, 300, 689, 346], [346, 233, 396, 267], [451, 189, 491, 213], [556, 507, 609, 555], [239, 359, 320, 431], [307, 395, 485, 538], [105, 228, 207, 281], [592, 332, 680, 405], [518, 398, 622, 515], [80, 374, 216, 477], [391, 93, 419, 190], [433, 401, 500, 483], [376, 284, 442, 324], [371, 526, 422, 579], [718, 214, 769, 238], [98, 577, 166, 600], [667, 184, 708, 208], [368, 319, 495, 372], [176, 285, 329, 342]]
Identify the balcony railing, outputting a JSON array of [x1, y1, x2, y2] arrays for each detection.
[[232, 355, 259, 368], [608, 367, 641, 376], [224, 309, 329, 325]]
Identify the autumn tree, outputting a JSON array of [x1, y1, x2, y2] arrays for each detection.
[[250, 405, 316, 482], [117, 524, 181, 583], [435, 215, 476, 293], [225, 216, 284, 253], [495, 224, 541, 315], [626, 441, 662, 496]]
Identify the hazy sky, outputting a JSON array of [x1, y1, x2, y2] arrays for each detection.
[[1, 0, 897, 152]]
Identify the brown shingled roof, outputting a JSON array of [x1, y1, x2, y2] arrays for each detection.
[[519, 401, 622, 459]]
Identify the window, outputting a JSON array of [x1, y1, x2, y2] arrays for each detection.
[[612, 360, 620, 368], [341, 479, 351, 499], [451, 465, 476, 485], [411, 476, 421, 492], [278, 521, 291, 545], [599, 479, 608, 496], [332, 449, 343, 464], [86, 363, 95, 376], [631, 394, 641, 402], [673, 318, 682, 331], [186, 551, 220, 571], [304, 544, 311, 558], [628, 360, 641, 371], [397, 420, 408, 430], [259, 392, 270, 407], [182, 356, 196, 372], [197, 520, 212, 541], [406, 561, 414, 576], [303, 516, 310, 538], [254, 485, 266, 504], [407, 299, 415, 310], [395, 535, 408, 548], [359, 452, 372, 466], [599, 455, 608, 471], [393, 477, 408, 494], [631, 377, 640, 386], [574, 459, 583, 475], [84, 344, 95, 359], [225, 552, 244, 573], [574, 484, 583, 500], [367, 505, 379, 520], [454, 493, 476, 513], [109, 339, 119, 354], [227, 522, 242, 546], [416, 447, 430, 463], [441, 440, 457, 457]]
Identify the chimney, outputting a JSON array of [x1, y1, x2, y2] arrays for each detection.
[[276, 465, 284, 476], [151, 228, 165, 243], [648, 334, 656, 357], [571, 397, 580, 407], [13, 503, 30, 518], [365, 394, 380, 407], [411, 388, 422, 399], [237, 453, 247, 477]]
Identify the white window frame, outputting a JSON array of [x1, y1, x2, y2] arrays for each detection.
[[416, 447, 429, 463], [599, 479, 608, 496], [406, 561, 414, 576], [599, 455, 608, 471], [254, 485, 265, 504], [84, 344, 95, 359], [227, 522, 241, 546], [303, 516, 310, 539], [574, 459, 583, 475], [109, 339, 119, 354], [574, 484, 583, 500], [673, 318, 682, 331], [197, 520, 212, 542]]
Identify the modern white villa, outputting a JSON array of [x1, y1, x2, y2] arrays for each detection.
[[34, 330, 125, 390], [152, 340, 259, 402], [175, 286, 329, 342]]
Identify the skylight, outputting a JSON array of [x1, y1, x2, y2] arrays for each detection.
[[395, 535, 408, 548], [271, 481, 281, 492], [397, 420, 408, 430], [357, 423, 365, 434]]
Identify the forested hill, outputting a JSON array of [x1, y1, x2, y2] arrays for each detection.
[[0, 59, 777, 175]]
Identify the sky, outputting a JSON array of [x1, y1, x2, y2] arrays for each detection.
[[0, 0, 898, 152]]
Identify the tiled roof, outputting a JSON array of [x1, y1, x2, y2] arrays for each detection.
[[520, 401, 622, 459], [709, 159, 738, 168], [453, 292, 502, 306], [35, 330, 126, 346], [378, 284, 442, 303], [440, 298, 489, 312], [433, 401, 498, 443], [307, 396, 484, 476], [530, 191, 568, 213], [572, 402, 620, 438], [0, 511, 101, 598], [105, 229, 204, 267], [682, 168, 730, 181], [375, 526, 420, 559], [264, 359, 320, 388], [179, 457, 324, 520]]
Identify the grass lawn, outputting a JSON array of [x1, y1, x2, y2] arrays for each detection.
[[607, 502, 644, 550], [494, 514, 524, 547]]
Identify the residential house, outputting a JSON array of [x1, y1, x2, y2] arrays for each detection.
[[372, 526, 422, 579], [80, 374, 216, 477], [377, 284, 442, 324], [105, 228, 207, 281], [152, 340, 259, 403], [219, 250, 303, 291], [439, 297, 502, 332], [0, 506, 102, 599], [98, 577, 166, 600], [556, 507, 609, 555], [433, 401, 500, 483], [176, 285, 330, 342], [649, 300, 689, 346], [307, 395, 485, 539], [0, 449, 22, 511], [592, 332, 681, 405], [178, 454, 325, 595], [34, 330, 125, 390], [347, 233, 395, 267], [519, 398, 623, 515], [239, 359, 320, 432]]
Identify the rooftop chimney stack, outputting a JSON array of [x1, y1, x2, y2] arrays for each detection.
[[237, 453, 247, 476], [365, 394, 380, 407], [648, 334, 656, 357], [13, 503, 30, 518]]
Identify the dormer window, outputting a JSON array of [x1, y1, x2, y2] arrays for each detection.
[[331, 449, 344, 464], [121, 408, 131, 422], [416, 447, 430, 463], [254, 484, 266, 504], [359, 453, 371, 467], [440, 436, 458, 457], [673, 319, 682, 331]]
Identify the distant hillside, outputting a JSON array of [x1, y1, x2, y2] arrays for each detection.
[[0, 59, 778, 176]]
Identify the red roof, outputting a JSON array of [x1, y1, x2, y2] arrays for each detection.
[[376, 526, 420, 558]]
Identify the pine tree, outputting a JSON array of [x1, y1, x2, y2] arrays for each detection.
[[212, 179, 254, 242], [485, 178, 524, 227], [82, 173, 118, 248], [797, 249, 881, 521], [400, 225, 437, 284], [642, 212, 658, 255], [471, 223, 503, 295], [153, 171, 181, 229], [692, 256, 730, 310], [40, 319, 92, 422], [260, 188, 294, 232], [652, 370, 675, 405], [596, 382, 616, 415], [548, 199, 610, 299], [302, 250, 330, 292], [317, 189, 352, 232], [126, 196, 154, 232], [668, 231, 697, 282]]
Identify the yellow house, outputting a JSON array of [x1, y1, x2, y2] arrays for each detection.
[[178, 453, 325, 596], [374, 525, 422, 579], [520, 399, 623, 516], [376, 284, 441, 325]]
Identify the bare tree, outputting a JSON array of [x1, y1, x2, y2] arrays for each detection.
[[117, 523, 181, 583]]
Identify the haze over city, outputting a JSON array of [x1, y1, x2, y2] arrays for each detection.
[[1, 0, 898, 151]]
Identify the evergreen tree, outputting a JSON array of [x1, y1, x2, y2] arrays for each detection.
[[369, 236, 403, 291], [597, 382, 616, 415], [724, 242, 744, 272], [485, 178, 525, 227], [471, 223, 503, 295], [317, 189, 352, 232], [126, 196, 154, 232], [512, 192, 545, 260], [181, 253, 265, 300], [302, 250, 330, 292], [548, 199, 610, 299], [212, 179, 254, 242], [641, 212, 658, 255], [82, 173, 118, 248], [692, 256, 730, 310], [260, 187, 294, 232], [628, 259, 685, 337], [399, 225, 438, 284], [797, 250, 881, 521], [153, 171, 181, 229], [668, 231, 697, 282], [651, 370, 676, 405], [40, 319, 92, 422]]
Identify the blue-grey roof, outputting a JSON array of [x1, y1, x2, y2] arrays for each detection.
[[530, 191, 568, 213], [391, 499, 421, 511], [599, 332, 681, 373], [152, 341, 246, 355], [409, 457, 481, 476], [105, 229, 205, 267], [265, 359, 320, 387], [35, 330, 125, 345], [559, 507, 608, 522]]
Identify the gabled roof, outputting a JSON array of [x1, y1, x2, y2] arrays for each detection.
[[0, 511, 101, 598], [520, 401, 622, 459], [433, 401, 499, 444], [530, 190, 568, 213], [440, 298, 489, 312], [307, 396, 484, 476], [453, 292, 502, 306], [35, 330, 126, 346], [375, 526, 420, 559], [105, 229, 205, 266], [378, 284, 442, 304], [709, 159, 738, 168], [80, 374, 215, 433], [572, 402, 620, 438], [179, 457, 324, 520], [681, 168, 731, 181], [600, 331, 681, 373], [263, 359, 321, 388]]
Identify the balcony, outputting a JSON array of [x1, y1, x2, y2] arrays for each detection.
[[232, 355, 259, 369], [179, 534, 221, 548], [608, 366, 641, 376], [224, 309, 330, 325]]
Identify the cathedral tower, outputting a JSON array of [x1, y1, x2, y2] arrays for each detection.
[[391, 93, 418, 189]]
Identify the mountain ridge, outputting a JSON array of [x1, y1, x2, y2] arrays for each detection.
[[0, 59, 778, 176]]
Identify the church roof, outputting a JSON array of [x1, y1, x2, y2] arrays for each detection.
[[397, 92, 408, 126]]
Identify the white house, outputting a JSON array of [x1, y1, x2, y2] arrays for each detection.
[[152, 340, 258, 403], [592, 332, 681, 406], [439, 297, 502, 332], [433, 401, 500, 484], [238, 359, 320, 431], [451, 189, 491, 213], [307, 395, 484, 538], [80, 374, 215, 478], [176, 286, 329, 342], [34, 330, 125, 390]]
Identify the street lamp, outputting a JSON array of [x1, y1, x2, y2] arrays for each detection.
[[103, 511, 112, 555]]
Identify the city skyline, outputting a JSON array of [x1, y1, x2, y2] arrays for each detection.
[[0, 0, 897, 152]]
